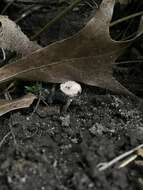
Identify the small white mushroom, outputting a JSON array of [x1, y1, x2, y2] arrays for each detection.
[[60, 81, 82, 112]]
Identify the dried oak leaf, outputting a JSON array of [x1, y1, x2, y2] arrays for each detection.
[[0, 0, 142, 94], [0, 93, 36, 116], [0, 16, 41, 56]]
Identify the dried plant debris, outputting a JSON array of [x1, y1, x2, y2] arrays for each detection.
[[0, 93, 36, 116], [97, 144, 143, 171], [0, 0, 142, 95], [0, 16, 41, 56]]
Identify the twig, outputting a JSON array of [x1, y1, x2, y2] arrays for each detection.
[[117, 60, 143, 64], [118, 154, 137, 168], [2, 0, 143, 40], [110, 10, 143, 27], [31, 92, 41, 116], [31, 0, 82, 40], [15, 5, 41, 23], [1, 0, 15, 14], [97, 144, 143, 171], [0, 131, 11, 148]]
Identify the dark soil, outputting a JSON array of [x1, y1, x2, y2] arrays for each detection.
[[0, 1, 143, 190]]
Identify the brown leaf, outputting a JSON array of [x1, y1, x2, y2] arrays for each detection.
[[0, 0, 142, 94], [0, 16, 41, 56], [0, 93, 36, 116]]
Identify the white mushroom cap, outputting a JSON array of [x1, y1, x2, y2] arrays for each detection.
[[60, 81, 82, 97]]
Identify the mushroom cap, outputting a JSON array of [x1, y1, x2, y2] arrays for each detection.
[[60, 81, 82, 97]]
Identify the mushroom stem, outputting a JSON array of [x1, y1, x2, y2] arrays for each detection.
[[62, 98, 73, 112]]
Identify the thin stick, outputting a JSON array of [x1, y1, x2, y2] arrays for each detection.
[[31, 94, 41, 116], [0, 131, 11, 148], [1, 0, 15, 14], [117, 60, 143, 64], [118, 154, 137, 168], [15, 5, 41, 23], [32, 6, 143, 40], [31, 0, 82, 40], [97, 144, 143, 171], [110, 10, 143, 27]]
